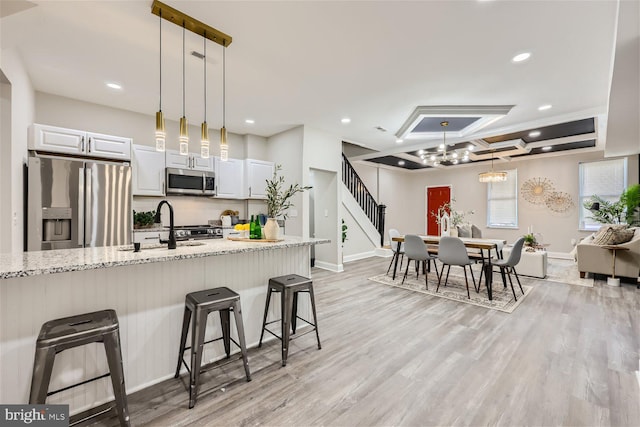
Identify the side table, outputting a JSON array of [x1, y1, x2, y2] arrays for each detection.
[[601, 245, 629, 286]]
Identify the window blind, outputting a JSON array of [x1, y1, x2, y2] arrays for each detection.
[[487, 169, 518, 227], [579, 158, 627, 230]]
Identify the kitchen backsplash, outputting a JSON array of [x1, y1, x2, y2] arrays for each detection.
[[133, 196, 266, 227]]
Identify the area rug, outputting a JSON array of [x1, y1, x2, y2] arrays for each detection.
[[545, 258, 594, 288], [369, 270, 533, 313]]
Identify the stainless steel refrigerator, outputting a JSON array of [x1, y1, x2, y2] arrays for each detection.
[[27, 152, 132, 251]]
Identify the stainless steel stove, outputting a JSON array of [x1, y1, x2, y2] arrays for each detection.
[[173, 225, 223, 241]]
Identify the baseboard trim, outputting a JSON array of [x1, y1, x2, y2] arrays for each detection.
[[375, 247, 393, 257], [344, 251, 376, 263], [547, 251, 572, 260], [315, 260, 344, 272]]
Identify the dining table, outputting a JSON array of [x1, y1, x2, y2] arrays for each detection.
[[391, 235, 506, 300]]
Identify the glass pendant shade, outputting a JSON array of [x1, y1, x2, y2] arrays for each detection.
[[220, 126, 228, 161], [478, 171, 507, 183], [155, 111, 165, 152], [200, 122, 210, 159], [179, 116, 189, 155]]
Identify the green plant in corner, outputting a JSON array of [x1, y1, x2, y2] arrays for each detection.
[[342, 219, 348, 246], [621, 184, 640, 226], [265, 165, 312, 219]]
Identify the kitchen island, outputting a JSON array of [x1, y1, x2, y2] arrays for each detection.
[[0, 236, 329, 413]]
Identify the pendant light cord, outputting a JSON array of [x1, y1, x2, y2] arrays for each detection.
[[182, 22, 185, 117], [222, 41, 226, 127], [159, 10, 162, 111], [203, 32, 207, 120]]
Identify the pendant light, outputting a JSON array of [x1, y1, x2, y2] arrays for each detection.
[[200, 31, 210, 159], [219, 40, 228, 162], [179, 22, 189, 156], [155, 10, 165, 152], [478, 151, 507, 183]]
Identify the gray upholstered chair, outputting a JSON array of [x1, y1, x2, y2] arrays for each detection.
[[386, 228, 405, 275], [436, 236, 477, 298], [402, 234, 439, 289], [493, 237, 525, 300]]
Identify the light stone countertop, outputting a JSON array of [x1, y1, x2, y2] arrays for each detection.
[[0, 236, 330, 279]]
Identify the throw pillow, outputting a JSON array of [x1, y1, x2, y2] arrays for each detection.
[[457, 224, 472, 238], [592, 225, 635, 245], [471, 224, 483, 238]]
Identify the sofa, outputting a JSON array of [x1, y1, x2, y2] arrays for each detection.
[[575, 227, 640, 279]]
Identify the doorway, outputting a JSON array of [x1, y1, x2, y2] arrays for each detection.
[[425, 185, 451, 236], [309, 168, 338, 267]]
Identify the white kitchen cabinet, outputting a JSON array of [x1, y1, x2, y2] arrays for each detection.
[[30, 124, 131, 160], [166, 149, 213, 171], [132, 144, 165, 196], [215, 157, 244, 199], [245, 159, 274, 199]]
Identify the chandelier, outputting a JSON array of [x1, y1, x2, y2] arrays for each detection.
[[420, 121, 471, 166], [478, 151, 507, 183], [151, 0, 232, 158]]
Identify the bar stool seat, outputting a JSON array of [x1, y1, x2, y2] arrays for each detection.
[[29, 309, 130, 427], [259, 274, 321, 366], [175, 286, 251, 409]]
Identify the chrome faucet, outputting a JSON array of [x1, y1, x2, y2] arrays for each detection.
[[154, 200, 177, 249]]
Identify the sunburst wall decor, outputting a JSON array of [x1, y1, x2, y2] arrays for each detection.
[[545, 191, 574, 213], [521, 177, 555, 205]]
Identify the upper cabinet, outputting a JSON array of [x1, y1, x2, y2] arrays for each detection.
[[132, 144, 165, 196], [166, 149, 214, 172], [30, 124, 131, 161], [245, 159, 274, 199], [214, 157, 244, 199]]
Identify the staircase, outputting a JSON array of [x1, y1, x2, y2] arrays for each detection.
[[342, 153, 386, 246]]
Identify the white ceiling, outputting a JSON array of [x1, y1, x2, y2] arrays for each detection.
[[0, 0, 623, 155]]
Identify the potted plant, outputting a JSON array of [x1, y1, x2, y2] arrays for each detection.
[[583, 195, 626, 224], [523, 233, 537, 247], [133, 210, 157, 229], [342, 219, 348, 246], [621, 184, 640, 226], [264, 165, 311, 240]]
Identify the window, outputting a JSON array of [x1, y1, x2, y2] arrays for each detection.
[[579, 158, 627, 231], [487, 169, 518, 228]]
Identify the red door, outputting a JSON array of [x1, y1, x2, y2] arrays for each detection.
[[426, 186, 451, 236]]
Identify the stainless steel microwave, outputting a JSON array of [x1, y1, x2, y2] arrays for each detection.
[[166, 168, 215, 195]]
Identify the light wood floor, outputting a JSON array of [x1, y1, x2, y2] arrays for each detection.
[[92, 257, 640, 426]]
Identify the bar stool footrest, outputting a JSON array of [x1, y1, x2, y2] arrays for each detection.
[[47, 372, 111, 397]]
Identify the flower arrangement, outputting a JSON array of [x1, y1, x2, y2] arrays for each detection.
[[265, 165, 312, 219], [432, 199, 475, 227]]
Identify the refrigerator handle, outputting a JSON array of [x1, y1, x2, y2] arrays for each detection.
[[85, 167, 92, 247], [78, 168, 85, 246], [202, 172, 206, 194]]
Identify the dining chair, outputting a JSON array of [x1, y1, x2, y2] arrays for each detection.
[[402, 234, 439, 289], [436, 236, 477, 298], [493, 237, 526, 300], [386, 229, 405, 275]]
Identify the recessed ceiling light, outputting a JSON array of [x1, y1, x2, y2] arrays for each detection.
[[106, 82, 122, 90], [398, 160, 405, 166], [341, 117, 351, 124], [538, 104, 552, 111], [512, 52, 531, 63], [542, 146, 552, 151], [529, 130, 541, 138], [467, 145, 475, 151], [396, 138, 403, 144], [245, 119, 255, 124]]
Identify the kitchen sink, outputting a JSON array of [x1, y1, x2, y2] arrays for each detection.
[[118, 241, 207, 251]]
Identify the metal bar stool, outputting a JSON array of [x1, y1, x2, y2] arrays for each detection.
[[175, 287, 251, 409], [258, 274, 321, 366], [29, 309, 130, 427]]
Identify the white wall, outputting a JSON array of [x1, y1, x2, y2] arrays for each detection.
[[266, 126, 304, 236], [0, 49, 35, 253], [0, 79, 11, 253], [303, 126, 341, 266], [353, 151, 639, 254]]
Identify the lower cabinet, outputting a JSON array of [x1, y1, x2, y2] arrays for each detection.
[[132, 144, 165, 196]]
